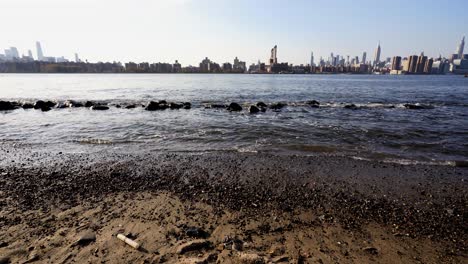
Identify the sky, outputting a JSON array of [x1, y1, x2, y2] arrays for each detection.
[[1, 0, 467, 65]]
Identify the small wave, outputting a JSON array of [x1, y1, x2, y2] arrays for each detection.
[[351, 156, 460, 167], [234, 146, 258, 153], [76, 138, 113, 145]]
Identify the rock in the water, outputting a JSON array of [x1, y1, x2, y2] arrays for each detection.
[[306, 100, 320, 105], [35, 100, 55, 109], [84, 101, 95, 108], [306, 100, 320, 108], [56, 103, 68, 109], [170, 103, 184, 110], [65, 100, 84, 107], [176, 239, 210, 254], [41, 106, 52, 112], [125, 104, 137, 109], [0, 101, 16, 111], [256, 102, 267, 108], [249, 105, 260, 114], [33, 100, 46, 109], [75, 231, 96, 246], [404, 103, 433, 110], [344, 104, 359, 110], [208, 104, 226, 109], [45, 101, 56, 108], [91, 105, 109, 110], [145, 101, 166, 111], [183, 102, 191, 109], [34, 100, 53, 111], [270, 102, 287, 110], [22, 103, 34, 109], [227, 102, 242, 111]]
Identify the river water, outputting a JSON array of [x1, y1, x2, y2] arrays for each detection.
[[1, 74, 467, 165]]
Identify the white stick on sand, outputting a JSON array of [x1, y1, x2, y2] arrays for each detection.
[[117, 234, 140, 249]]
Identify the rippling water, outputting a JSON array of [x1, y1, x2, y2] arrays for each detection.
[[1, 74, 467, 164]]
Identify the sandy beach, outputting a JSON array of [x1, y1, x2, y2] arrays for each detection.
[[0, 144, 466, 263]]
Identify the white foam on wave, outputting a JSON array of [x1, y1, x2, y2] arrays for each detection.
[[351, 156, 457, 166]]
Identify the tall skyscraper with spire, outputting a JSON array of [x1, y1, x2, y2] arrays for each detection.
[[362, 52, 367, 65], [373, 41, 381, 66], [456, 36, 465, 59], [310, 51, 314, 67], [36, 41, 44, 61], [269, 45, 278, 65]]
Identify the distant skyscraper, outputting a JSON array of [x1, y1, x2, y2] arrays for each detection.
[[416, 53, 428, 74], [423, 58, 434, 74], [75, 53, 80, 63], [334, 55, 339, 66], [4, 47, 20, 60], [362, 52, 367, 65], [310, 52, 314, 67], [28, 50, 33, 59], [456, 36, 465, 59], [408, 55, 418, 73], [373, 42, 381, 66], [10, 47, 19, 58], [391, 56, 402, 70], [36, 41, 44, 61], [269, 45, 278, 65]]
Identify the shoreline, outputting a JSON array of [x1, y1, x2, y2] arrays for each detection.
[[0, 146, 466, 263]]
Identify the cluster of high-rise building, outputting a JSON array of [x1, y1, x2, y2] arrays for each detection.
[[390, 36, 467, 75], [0, 37, 467, 74], [0, 42, 81, 64]]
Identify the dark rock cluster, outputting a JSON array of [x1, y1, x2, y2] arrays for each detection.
[[145, 100, 191, 111], [0, 99, 438, 114]]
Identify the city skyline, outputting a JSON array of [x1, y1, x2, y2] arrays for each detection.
[[1, 0, 467, 65], [1, 37, 466, 75], [1, 36, 465, 67]]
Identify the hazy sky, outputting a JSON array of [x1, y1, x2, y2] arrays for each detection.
[[1, 0, 467, 65]]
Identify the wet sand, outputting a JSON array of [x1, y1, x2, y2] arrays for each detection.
[[0, 145, 466, 263]]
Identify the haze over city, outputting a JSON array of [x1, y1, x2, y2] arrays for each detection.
[[1, 0, 467, 65]]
